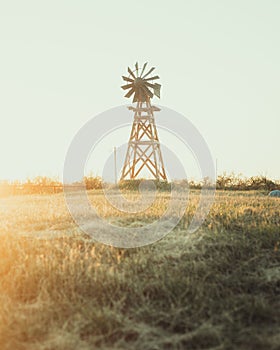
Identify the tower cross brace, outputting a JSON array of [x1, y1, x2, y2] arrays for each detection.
[[121, 100, 167, 181]]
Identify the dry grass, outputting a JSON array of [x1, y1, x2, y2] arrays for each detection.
[[0, 190, 279, 350]]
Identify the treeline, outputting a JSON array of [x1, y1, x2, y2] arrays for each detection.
[[0, 174, 279, 197], [215, 173, 279, 191], [118, 174, 279, 192]]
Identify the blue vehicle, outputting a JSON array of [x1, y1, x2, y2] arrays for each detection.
[[268, 190, 280, 197]]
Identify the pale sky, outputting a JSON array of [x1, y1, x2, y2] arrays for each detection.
[[0, 0, 279, 181]]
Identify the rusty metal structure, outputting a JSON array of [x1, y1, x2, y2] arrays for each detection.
[[120, 63, 167, 180]]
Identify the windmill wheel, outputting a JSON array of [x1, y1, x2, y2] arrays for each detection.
[[121, 62, 161, 103]]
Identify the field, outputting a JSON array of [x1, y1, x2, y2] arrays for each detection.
[[0, 190, 279, 350]]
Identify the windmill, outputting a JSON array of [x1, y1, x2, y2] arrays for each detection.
[[120, 62, 167, 181]]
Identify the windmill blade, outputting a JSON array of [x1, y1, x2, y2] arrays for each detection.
[[144, 75, 160, 81], [140, 62, 148, 77], [122, 76, 134, 83], [139, 86, 147, 102], [121, 83, 133, 90], [144, 81, 156, 89], [137, 87, 143, 102], [142, 67, 155, 79], [125, 88, 135, 98], [134, 86, 144, 102], [142, 84, 153, 99], [135, 62, 139, 77], [153, 83, 161, 98], [133, 91, 138, 103], [128, 66, 136, 79]]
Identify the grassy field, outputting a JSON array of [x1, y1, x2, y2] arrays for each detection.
[[0, 190, 279, 350]]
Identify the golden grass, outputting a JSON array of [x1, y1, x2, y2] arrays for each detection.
[[0, 190, 279, 349]]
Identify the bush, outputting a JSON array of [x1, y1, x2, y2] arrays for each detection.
[[83, 176, 103, 190], [118, 179, 171, 192]]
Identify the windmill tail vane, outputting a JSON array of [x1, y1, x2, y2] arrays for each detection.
[[120, 62, 167, 181]]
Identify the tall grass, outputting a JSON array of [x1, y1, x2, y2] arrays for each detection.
[[0, 190, 279, 349]]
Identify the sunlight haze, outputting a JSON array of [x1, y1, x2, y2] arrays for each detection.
[[0, 0, 279, 181]]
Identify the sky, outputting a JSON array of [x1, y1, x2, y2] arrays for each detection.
[[0, 0, 279, 182]]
